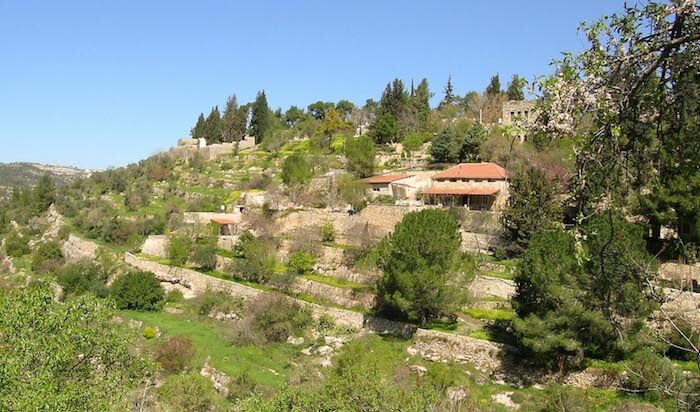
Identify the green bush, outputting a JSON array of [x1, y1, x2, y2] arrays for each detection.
[[165, 289, 184, 303], [252, 297, 313, 343], [56, 261, 109, 299], [320, 221, 335, 242], [233, 230, 255, 258], [4, 231, 30, 258], [195, 289, 244, 317], [143, 327, 156, 339], [287, 251, 316, 276], [192, 236, 217, 271], [31, 241, 65, 274], [110, 270, 164, 311], [168, 234, 192, 266], [157, 373, 224, 412]]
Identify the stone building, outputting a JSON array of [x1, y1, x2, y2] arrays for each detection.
[[501, 100, 538, 141], [363, 173, 414, 197], [422, 162, 509, 211]]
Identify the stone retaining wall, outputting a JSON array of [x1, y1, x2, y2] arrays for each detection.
[[468, 275, 516, 300], [141, 235, 169, 258], [124, 253, 364, 329], [291, 278, 376, 310]]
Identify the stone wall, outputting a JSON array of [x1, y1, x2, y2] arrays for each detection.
[[461, 231, 497, 253], [124, 253, 365, 329], [468, 275, 516, 300], [62, 234, 99, 263], [314, 245, 381, 284], [291, 278, 376, 310]]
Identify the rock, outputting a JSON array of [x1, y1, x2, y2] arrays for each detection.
[[447, 386, 469, 402], [324, 335, 345, 349], [301, 347, 313, 356], [128, 319, 143, 329], [201, 359, 231, 396], [317, 357, 332, 368], [316, 345, 333, 356], [491, 392, 520, 410], [287, 336, 305, 345], [408, 365, 427, 376]]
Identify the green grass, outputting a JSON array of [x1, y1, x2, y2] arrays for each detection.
[[120, 310, 299, 389], [303, 273, 373, 292], [462, 307, 516, 322]]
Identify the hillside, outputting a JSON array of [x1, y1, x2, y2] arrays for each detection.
[[0, 162, 91, 198]]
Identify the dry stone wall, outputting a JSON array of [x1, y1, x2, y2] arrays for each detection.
[[291, 278, 376, 310], [141, 235, 169, 258], [468, 275, 516, 300]]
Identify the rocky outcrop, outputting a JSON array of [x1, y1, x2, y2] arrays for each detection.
[[200, 359, 231, 396], [468, 275, 516, 300], [62, 234, 99, 262], [40, 204, 64, 242]]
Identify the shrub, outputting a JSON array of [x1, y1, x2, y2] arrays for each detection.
[[320, 221, 335, 242], [153, 336, 195, 374], [287, 251, 316, 276], [56, 261, 109, 299], [167, 234, 192, 266], [195, 289, 245, 317], [4, 231, 30, 258], [31, 241, 65, 274], [625, 349, 677, 397], [192, 236, 218, 271], [233, 230, 255, 258], [165, 289, 184, 303], [143, 327, 156, 339], [110, 270, 164, 311], [157, 373, 224, 412], [255, 298, 313, 342]]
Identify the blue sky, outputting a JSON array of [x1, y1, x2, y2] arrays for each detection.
[[0, 1, 620, 169]]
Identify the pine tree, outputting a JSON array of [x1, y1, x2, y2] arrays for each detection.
[[486, 74, 501, 96], [441, 75, 454, 107], [204, 106, 222, 143], [411, 78, 432, 130], [506, 75, 526, 100], [222, 95, 248, 142], [190, 113, 206, 140], [250, 90, 271, 144]]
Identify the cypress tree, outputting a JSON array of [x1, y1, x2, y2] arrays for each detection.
[[250, 90, 271, 144]]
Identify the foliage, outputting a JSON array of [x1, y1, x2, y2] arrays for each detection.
[[157, 373, 225, 412], [506, 74, 526, 100], [4, 230, 30, 257], [252, 297, 313, 343], [377, 209, 466, 324], [429, 120, 487, 163], [320, 221, 335, 242], [56, 260, 109, 299], [502, 167, 561, 254], [110, 270, 165, 311], [154, 335, 195, 374], [192, 235, 218, 271], [336, 174, 367, 212], [287, 250, 316, 276], [513, 218, 656, 370], [281, 152, 312, 189], [0, 286, 150, 410], [195, 288, 244, 317], [250, 90, 271, 144], [221, 95, 248, 143], [167, 234, 192, 266], [229, 237, 287, 286], [345, 135, 376, 178], [370, 113, 399, 144], [30, 240, 64, 274], [233, 230, 255, 258]]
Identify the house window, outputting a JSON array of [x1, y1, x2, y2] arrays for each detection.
[[373, 187, 380, 192], [450, 179, 457, 182]]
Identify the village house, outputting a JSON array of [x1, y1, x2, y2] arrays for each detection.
[[363, 173, 414, 198], [422, 162, 509, 211]]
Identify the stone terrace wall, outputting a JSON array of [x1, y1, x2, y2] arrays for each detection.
[[468, 275, 516, 300], [124, 253, 364, 328], [141, 235, 169, 258], [291, 278, 376, 310]]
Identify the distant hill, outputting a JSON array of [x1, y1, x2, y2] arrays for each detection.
[[0, 162, 92, 198]]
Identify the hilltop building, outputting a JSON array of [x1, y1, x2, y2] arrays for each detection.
[[501, 100, 538, 141]]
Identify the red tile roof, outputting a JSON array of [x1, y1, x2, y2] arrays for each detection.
[[364, 173, 413, 184], [423, 187, 500, 196], [432, 163, 508, 180]]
